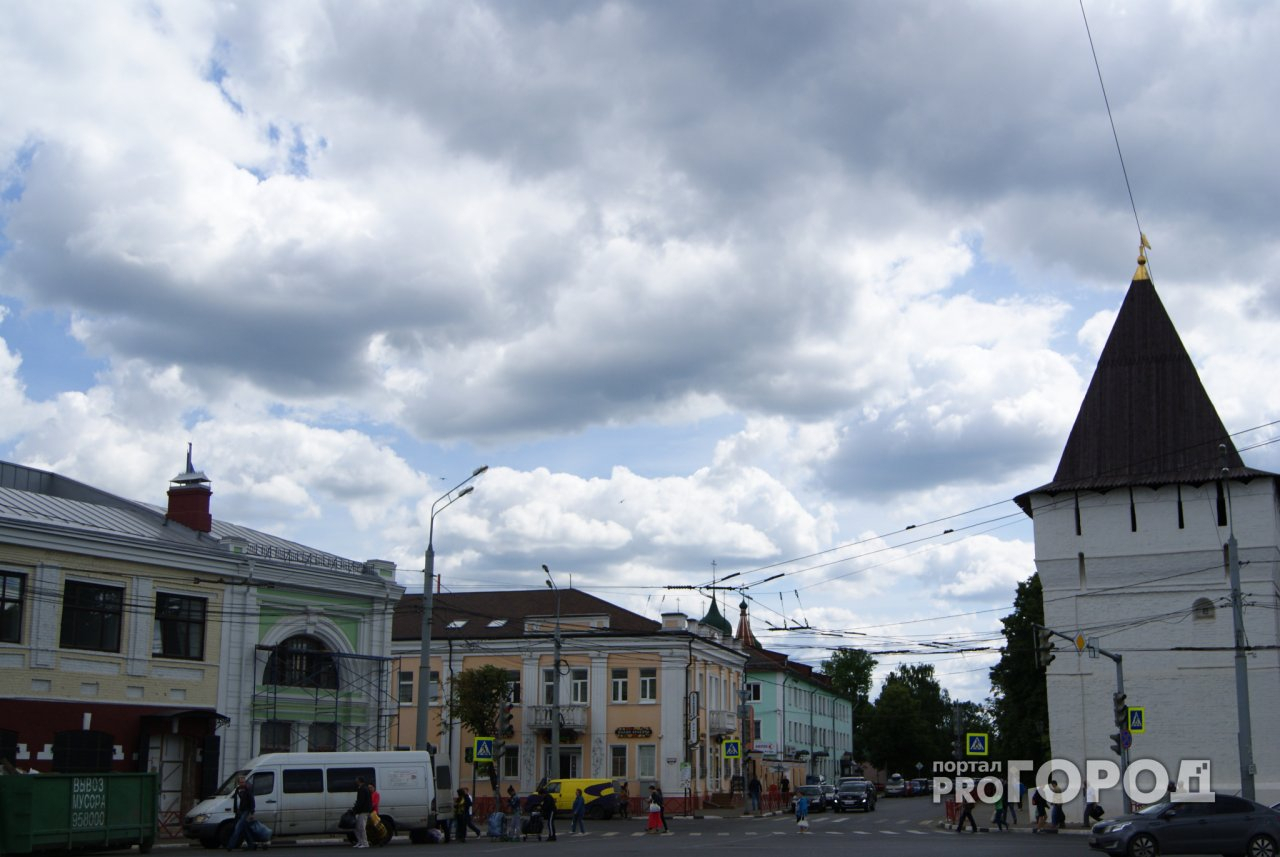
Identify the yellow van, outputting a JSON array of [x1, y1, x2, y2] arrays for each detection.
[[543, 778, 618, 818]]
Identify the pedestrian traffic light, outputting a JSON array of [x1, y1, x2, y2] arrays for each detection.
[[1035, 627, 1055, 668], [501, 703, 515, 739], [1109, 732, 1125, 756], [1112, 692, 1128, 728]]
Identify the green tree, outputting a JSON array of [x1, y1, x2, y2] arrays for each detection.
[[442, 664, 511, 797], [882, 664, 951, 763], [988, 574, 1050, 767], [821, 647, 877, 763], [862, 682, 926, 775]]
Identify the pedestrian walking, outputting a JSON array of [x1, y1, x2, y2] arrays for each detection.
[[226, 776, 257, 851], [1007, 780, 1020, 825], [617, 782, 630, 819], [463, 787, 482, 836], [993, 792, 1008, 831], [540, 788, 558, 841], [1084, 781, 1102, 827], [1032, 785, 1047, 831], [748, 775, 762, 813], [1049, 778, 1066, 830], [570, 789, 586, 834], [794, 793, 809, 833], [506, 785, 523, 841], [954, 786, 977, 833], [454, 789, 469, 843], [645, 791, 663, 833], [351, 777, 373, 848], [648, 785, 668, 833]]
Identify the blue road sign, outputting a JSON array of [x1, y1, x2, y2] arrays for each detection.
[[1128, 707, 1145, 733], [473, 737, 494, 761], [965, 732, 989, 757], [722, 740, 741, 759], [1121, 730, 1132, 749]]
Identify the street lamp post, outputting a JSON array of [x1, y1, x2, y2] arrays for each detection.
[[543, 564, 561, 781], [416, 465, 488, 753]]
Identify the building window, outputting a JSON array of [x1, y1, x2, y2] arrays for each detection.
[[398, 671, 414, 705], [264, 635, 338, 689], [501, 747, 520, 779], [60, 581, 124, 652], [153, 593, 206, 660], [611, 669, 629, 702], [542, 668, 556, 705], [429, 670, 440, 703], [506, 669, 521, 704], [746, 682, 761, 701], [261, 721, 291, 753], [570, 668, 588, 704], [610, 745, 627, 778], [638, 744, 656, 780], [639, 668, 657, 702], [308, 722, 338, 752], [0, 571, 24, 644], [1193, 598, 1216, 621]]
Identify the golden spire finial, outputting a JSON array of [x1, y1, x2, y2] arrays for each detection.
[[1133, 233, 1152, 280]]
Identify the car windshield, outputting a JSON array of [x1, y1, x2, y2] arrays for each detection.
[[1135, 802, 1173, 817], [799, 786, 821, 795], [840, 785, 868, 794], [215, 770, 251, 796]]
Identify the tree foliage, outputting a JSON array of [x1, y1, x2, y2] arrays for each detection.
[[821, 647, 877, 760], [863, 663, 951, 775], [988, 573, 1050, 767], [442, 664, 511, 797]]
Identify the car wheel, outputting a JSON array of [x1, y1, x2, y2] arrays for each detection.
[[1247, 835, 1278, 857], [1128, 833, 1159, 857]]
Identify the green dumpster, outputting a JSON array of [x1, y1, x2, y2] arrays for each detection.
[[0, 772, 157, 854]]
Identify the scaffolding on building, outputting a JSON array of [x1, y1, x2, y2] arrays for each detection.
[[251, 643, 399, 752]]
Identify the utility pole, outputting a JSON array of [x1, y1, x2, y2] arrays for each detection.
[[1221, 450, 1256, 801], [543, 564, 562, 782]]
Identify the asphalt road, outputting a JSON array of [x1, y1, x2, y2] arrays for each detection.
[[137, 796, 1088, 857]]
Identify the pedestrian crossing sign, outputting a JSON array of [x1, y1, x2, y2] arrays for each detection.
[[722, 739, 741, 759], [1128, 707, 1145, 733], [473, 737, 494, 761], [965, 732, 989, 757]]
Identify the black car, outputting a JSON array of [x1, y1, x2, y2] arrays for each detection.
[[790, 784, 828, 813], [834, 782, 877, 813], [1089, 795, 1280, 857]]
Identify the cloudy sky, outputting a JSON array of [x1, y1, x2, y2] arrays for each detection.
[[2, 1, 1278, 703]]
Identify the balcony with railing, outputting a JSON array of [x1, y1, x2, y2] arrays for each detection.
[[708, 708, 737, 736], [527, 704, 588, 730]]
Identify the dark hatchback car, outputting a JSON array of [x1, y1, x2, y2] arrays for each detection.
[[1089, 795, 1280, 857], [834, 782, 877, 812]]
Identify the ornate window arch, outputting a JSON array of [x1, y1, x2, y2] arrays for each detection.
[[263, 634, 339, 689], [1192, 597, 1215, 621]]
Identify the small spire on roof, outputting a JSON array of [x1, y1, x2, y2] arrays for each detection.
[[171, 443, 210, 486], [1133, 233, 1152, 281]]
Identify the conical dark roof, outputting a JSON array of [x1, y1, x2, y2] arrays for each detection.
[[701, 597, 733, 635], [1016, 265, 1273, 514]]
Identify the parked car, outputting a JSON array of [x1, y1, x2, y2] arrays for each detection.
[[908, 778, 932, 796], [884, 774, 906, 797], [790, 784, 829, 813], [821, 784, 837, 806], [834, 781, 877, 813], [1089, 795, 1280, 857]]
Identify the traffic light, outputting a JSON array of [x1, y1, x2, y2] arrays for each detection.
[[1035, 627, 1055, 668], [1113, 692, 1128, 728], [501, 703, 515, 739], [1109, 732, 1124, 756]]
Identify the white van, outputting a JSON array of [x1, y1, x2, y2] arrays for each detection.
[[182, 751, 437, 848]]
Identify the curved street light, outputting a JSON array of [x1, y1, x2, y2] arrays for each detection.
[[416, 465, 488, 752]]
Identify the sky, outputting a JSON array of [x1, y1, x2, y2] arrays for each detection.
[[2, 1, 1279, 705]]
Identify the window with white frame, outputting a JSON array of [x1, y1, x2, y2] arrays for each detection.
[[638, 744, 656, 780], [746, 682, 761, 701], [639, 668, 657, 702], [611, 668, 628, 702], [570, 668, 588, 704], [610, 745, 627, 778], [398, 671, 414, 704], [506, 669, 521, 704], [429, 670, 440, 703], [501, 747, 520, 779], [542, 668, 556, 705]]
